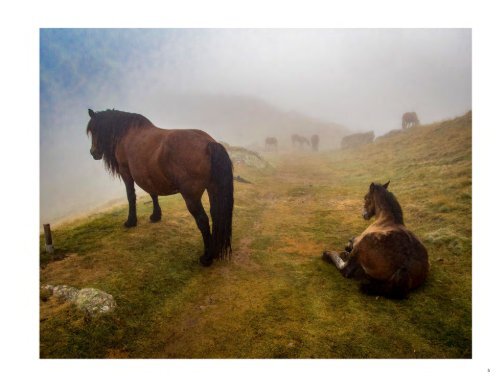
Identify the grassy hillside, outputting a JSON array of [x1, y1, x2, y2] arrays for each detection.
[[40, 112, 471, 358]]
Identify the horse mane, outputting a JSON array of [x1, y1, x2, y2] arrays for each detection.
[[86, 109, 153, 176], [374, 185, 405, 225]]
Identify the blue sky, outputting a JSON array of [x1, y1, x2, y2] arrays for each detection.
[[41, 29, 163, 135]]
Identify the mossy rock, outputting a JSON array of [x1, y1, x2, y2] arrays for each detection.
[[75, 288, 117, 315]]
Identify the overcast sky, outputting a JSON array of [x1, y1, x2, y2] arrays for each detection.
[[41, 29, 471, 132], [40, 29, 471, 222]]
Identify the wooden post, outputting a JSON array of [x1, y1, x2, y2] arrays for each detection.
[[43, 223, 54, 253]]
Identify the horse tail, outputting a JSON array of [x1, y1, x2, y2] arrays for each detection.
[[207, 142, 234, 260]]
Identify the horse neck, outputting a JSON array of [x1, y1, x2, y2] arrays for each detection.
[[127, 124, 156, 137], [374, 193, 404, 225]]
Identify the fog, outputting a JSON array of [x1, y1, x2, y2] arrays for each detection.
[[40, 29, 471, 224]]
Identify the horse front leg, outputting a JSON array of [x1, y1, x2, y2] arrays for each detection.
[[323, 250, 365, 279], [122, 175, 137, 228], [345, 236, 357, 253], [323, 250, 349, 271], [149, 194, 162, 222]]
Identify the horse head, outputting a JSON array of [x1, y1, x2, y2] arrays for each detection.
[[362, 181, 390, 220], [87, 109, 103, 160]]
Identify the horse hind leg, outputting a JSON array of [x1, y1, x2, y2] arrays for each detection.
[[183, 194, 213, 267], [360, 267, 410, 299], [387, 267, 411, 299], [149, 194, 162, 222], [360, 278, 389, 296]]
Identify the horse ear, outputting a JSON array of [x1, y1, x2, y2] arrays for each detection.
[[383, 180, 390, 189], [370, 182, 375, 191], [88, 109, 95, 118]]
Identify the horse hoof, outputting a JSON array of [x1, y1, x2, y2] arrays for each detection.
[[124, 219, 137, 228], [322, 251, 333, 264], [199, 255, 213, 267], [149, 214, 161, 223]]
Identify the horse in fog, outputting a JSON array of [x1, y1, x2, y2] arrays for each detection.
[[340, 131, 374, 149], [265, 137, 278, 151], [86, 109, 233, 267], [311, 134, 319, 151], [323, 181, 429, 298], [291, 134, 310, 149], [402, 112, 420, 129]]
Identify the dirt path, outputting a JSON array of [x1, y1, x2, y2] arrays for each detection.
[[132, 154, 388, 358]]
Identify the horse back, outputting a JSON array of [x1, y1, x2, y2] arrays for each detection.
[[354, 225, 429, 285], [118, 127, 216, 195], [156, 129, 216, 188]]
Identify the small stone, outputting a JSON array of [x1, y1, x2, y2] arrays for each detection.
[[75, 288, 117, 316], [52, 285, 79, 302], [41, 285, 54, 294]]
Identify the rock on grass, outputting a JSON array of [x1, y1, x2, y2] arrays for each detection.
[[75, 288, 116, 315], [42, 284, 116, 317]]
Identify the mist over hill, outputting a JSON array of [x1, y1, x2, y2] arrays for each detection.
[[135, 93, 350, 148], [41, 93, 348, 225], [40, 29, 471, 225]]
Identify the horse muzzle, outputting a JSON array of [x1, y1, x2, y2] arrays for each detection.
[[90, 149, 103, 160], [362, 210, 371, 220]]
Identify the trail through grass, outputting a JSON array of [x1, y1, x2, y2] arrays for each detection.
[[40, 112, 471, 358]]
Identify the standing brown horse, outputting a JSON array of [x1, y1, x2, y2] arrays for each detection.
[[311, 134, 319, 151], [86, 109, 233, 267], [323, 181, 429, 298], [265, 137, 278, 151], [291, 134, 310, 148], [402, 112, 420, 129]]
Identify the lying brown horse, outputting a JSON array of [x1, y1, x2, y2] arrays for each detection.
[[323, 181, 429, 298], [86, 109, 233, 266]]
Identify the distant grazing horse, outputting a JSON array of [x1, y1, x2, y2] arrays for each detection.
[[340, 131, 374, 149], [402, 112, 420, 129], [265, 137, 278, 151], [291, 134, 310, 148], [323, 181, 429, 298], [311, 134, 319, 151], [86, 109, 233, 267]]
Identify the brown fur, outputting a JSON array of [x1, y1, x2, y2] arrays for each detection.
[[340, 131, 374, 149], [402, 112, 420, 129], [87, 109, 233, 266], [265, 137, 278, 151], [291, 134, 310, 148], [310, 134, 319, 151], [323, 181, 429, 298]]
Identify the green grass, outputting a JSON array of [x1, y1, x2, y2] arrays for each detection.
[[40, 112, 472, 358]]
